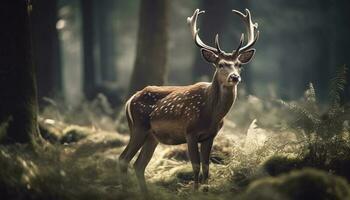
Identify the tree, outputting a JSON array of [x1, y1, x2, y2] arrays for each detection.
[[0, 0, 40, 144], [95, 0, 117, 82], [31, 0, 61, 102], [81, 0, 96, 99], [128, 0, 169, 96], [331, 0, 350, 101]]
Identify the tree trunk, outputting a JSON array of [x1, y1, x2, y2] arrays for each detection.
[[0, 0, 40, 144], [81, 0, 96, 99], [128, 0, 169, 96], [96, 0, 116, 82], [31, 0, 61, 102]]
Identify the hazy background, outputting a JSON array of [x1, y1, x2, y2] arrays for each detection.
[[31, 0, 350, 108]]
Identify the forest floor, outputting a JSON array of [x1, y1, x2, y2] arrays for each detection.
[[1, 92, 350, 200]]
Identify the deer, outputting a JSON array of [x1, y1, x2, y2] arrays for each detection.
[[119, 8, 259, 192]]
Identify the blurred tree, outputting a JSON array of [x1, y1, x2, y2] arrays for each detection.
[[331, 0, 350, 101], [81, 0, 119, 100], [128, 0, 169, 96], [81, 0, 96, 99], [95, 0, 116, 82], [191, 0, 230, 82], [31, 0, 61, 102], [314, 0, 333, 102], [300, 0, 350, 102], [0, 0, 40, 144], [258, 0, 334, 100]]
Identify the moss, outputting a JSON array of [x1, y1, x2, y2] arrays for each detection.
[[244, 168, 350, 200]]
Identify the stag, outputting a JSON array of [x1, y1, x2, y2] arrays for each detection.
[[119, 8, 259, 191]]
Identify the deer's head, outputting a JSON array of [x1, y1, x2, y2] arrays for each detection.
[[187, 9, 259, 86]]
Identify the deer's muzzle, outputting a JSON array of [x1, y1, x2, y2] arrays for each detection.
[[228, 74, 241, 83]]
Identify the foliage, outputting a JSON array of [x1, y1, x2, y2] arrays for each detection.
[[0, 136, 147, 200], [265, 65, 350, 179], [0, 115, 301, 200], [40, 94, 119, 132], [263, 156, 303, 176], [2, 112, 350, 199], [1, 65, 350, 199], [278, 65, 349, 139]]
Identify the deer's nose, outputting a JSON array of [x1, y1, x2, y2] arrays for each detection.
[[228, 74, 241, 83]]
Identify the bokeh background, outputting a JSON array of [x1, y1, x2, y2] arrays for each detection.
[[31, 0, 350, 108], [1, 1, 350, 199]]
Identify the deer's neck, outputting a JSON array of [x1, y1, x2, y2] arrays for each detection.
[[207, 71, 237, 123]]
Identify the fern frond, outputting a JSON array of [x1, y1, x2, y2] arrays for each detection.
[[304, 82, 317, 104], [304, 82, 318, 113], [329, 65, 348, 107], [278, 99, 321, 129]]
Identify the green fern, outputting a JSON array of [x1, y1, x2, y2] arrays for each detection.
[[329, 65, 348, 108], [305, 82, 317, 105], [278, 99, 320, 135], [304, 82, 318, 114], [279, 65, 348, 139]]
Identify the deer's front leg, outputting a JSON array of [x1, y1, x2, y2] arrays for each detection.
[[186, 135, 200, 190], [200, 137, 214, 185]]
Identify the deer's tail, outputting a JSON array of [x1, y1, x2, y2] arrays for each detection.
[[125, 94, 136, 127]]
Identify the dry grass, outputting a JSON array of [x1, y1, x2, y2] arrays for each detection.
[[1, 93, 350, 200], [1, 114, 303, 199]]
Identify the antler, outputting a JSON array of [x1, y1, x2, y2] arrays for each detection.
[[232, 9, 259, 56], [187, 9, 222, 54], [187, 8, 259, 57]]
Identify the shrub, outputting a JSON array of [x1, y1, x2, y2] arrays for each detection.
[[263, 156, 303, 176]]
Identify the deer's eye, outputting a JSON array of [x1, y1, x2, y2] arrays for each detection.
[[218, 63, 225, 68]]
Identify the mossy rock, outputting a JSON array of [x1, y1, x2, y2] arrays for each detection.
[[263, 156, 303, 176], [244, 168, 350, 200]]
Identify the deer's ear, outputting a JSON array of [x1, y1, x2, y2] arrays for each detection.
[[238, 49, 256, 64], [201, 48, 219, 63]]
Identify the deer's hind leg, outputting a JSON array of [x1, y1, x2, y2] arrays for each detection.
[[119, 127, 149, 173], [133, 134, 158, 192]]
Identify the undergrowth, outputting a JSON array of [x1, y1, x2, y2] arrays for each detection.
[[264, 65, 350, 180], [1, 66, 350, 200]]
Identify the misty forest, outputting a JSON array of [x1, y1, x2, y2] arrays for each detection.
[[1, 0, 350, 200]]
